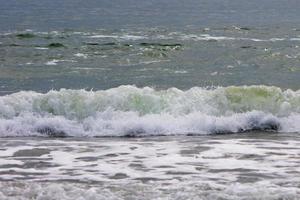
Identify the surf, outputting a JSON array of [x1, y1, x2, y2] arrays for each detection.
[[0, 85, 299, 137]]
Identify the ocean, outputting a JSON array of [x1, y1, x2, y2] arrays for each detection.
[[0, 0, 300, 199]]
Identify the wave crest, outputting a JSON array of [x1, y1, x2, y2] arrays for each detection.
[[0, 85, 299, 137]]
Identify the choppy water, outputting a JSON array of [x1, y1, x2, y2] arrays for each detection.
[[1, 27, 300, 93], [1, 0, 300, 199]]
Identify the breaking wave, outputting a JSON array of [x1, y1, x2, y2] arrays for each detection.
[[0, 85, 300, 137]]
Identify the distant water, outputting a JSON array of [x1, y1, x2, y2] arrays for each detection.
[[0, 0, 300, 199], [1, 0, 300, 93]]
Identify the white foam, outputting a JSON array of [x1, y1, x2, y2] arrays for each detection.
[[45, 59, 77, 65], [45, 60, 59, 65], [88, 35, 119, 39], [88, 34, 146, 40], [177, 33, 300, 42], [35, 47, 49, 50], [174, 70, 188, 74], [0, 133, 299, 198], [74, 53, 88, 59], [0, 110, 297, 137], [179, 34, 235, 41], [0, 85, 299, 137]]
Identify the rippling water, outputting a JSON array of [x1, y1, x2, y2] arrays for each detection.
[[1, 27, 300, 93], [1, 0, 300, 199]]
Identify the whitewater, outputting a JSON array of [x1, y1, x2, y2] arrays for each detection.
[[0, 85, 300, 137]]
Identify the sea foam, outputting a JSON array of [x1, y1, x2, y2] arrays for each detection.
[[0, 85, 299, 137]]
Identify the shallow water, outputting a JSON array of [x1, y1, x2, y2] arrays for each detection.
[[0, 133, 299, 199]]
